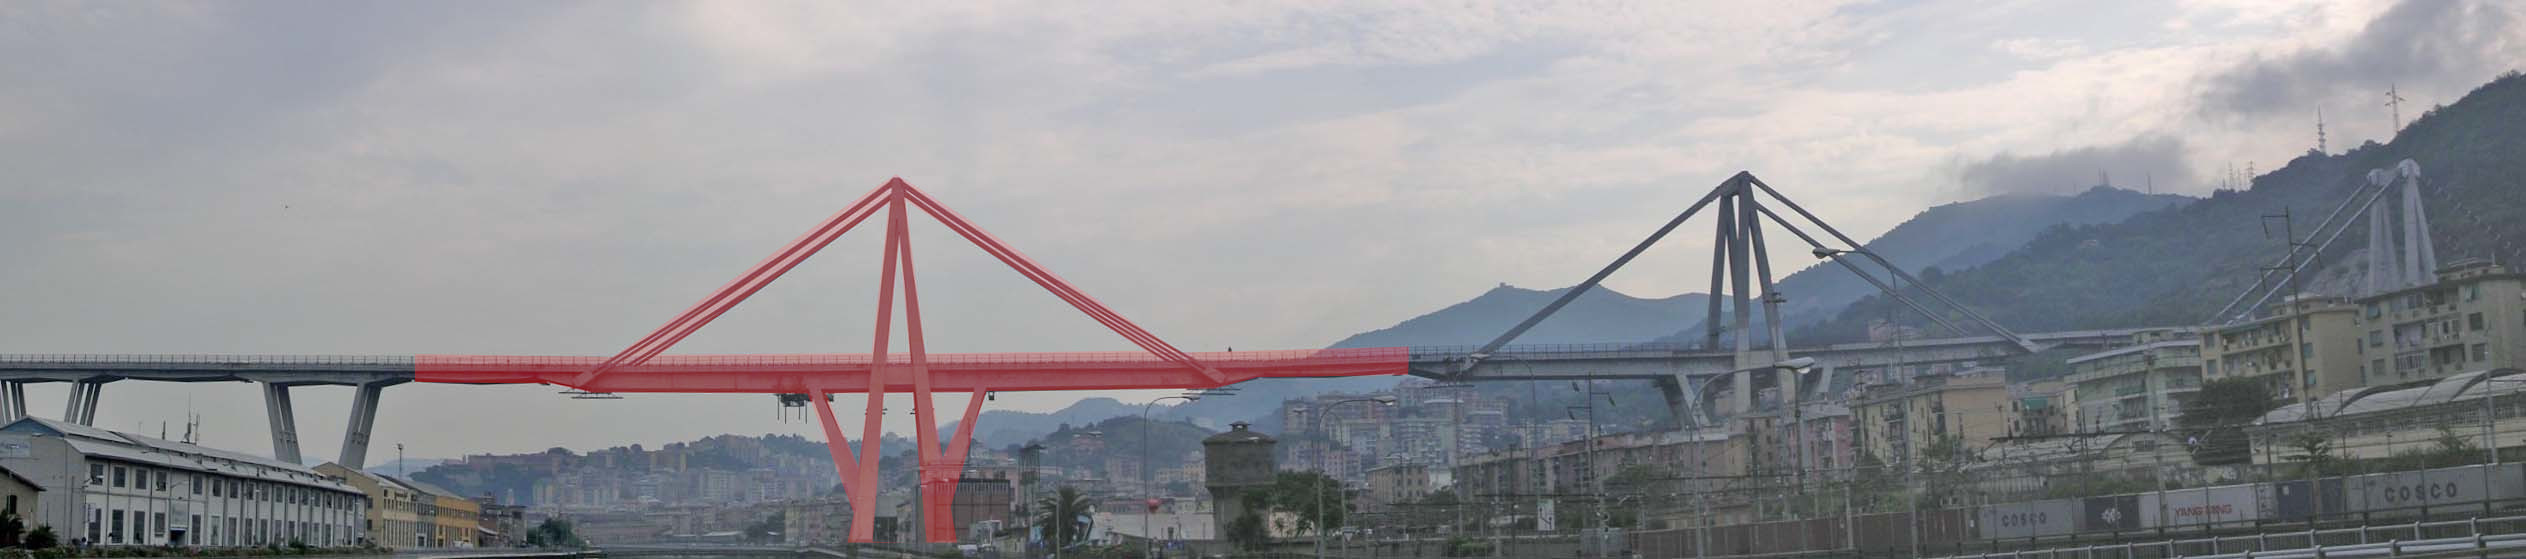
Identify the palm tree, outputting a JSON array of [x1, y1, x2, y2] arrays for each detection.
[[1035, 487, 1093, 548]]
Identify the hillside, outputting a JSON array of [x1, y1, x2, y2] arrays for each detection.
[[1798, 71, 2526, 342], [1650, 185, 2192, 346], [964, 177, 2201, 442]]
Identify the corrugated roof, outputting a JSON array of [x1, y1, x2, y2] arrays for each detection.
[[2262, 369, 2526, 423], [17, 418, 357, 493]]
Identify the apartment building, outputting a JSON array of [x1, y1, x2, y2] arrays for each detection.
[[2203, 295, 2365, 402], [2354, 259, 2526, 384], [2064, 334, 2204, 432], [1850, 371, 2011, 466], [0, 418, 367, 548]]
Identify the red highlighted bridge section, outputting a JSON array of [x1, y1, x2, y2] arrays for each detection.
[[411, 179, 1407, 543]]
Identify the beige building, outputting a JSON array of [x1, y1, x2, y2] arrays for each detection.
[[2204, 295, 2365, 402], [782, 495, 849, 546], [1850, 371, 2011, 466], [312, 464, 421, 549], [2354, 259, 2526, 385], [1363, 463, 1447, 513], [2064, 334, 2203, 432], [0, 466, 39, 526]]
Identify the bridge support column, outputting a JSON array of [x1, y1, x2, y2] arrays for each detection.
[[264, 383, 302, 464], [0, 381, 22, 422], [1658, 375, 1702, 429], [64, 379, 105, 425], [337, 381, 392, 469]]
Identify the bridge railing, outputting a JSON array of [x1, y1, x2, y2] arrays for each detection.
[[0, 353, 415, 367]]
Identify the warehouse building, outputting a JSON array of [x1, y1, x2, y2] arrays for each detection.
[[0, 418, 366, 548]]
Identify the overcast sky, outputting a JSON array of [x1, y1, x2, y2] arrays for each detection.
[[2, 0, 2518, 462]]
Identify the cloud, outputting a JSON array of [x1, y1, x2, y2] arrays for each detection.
[[1956, 135, 2194, 195], [0, 0, 2508, 460], [2199, 0, 2524, 118]]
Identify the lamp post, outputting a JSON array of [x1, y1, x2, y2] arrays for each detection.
[[1140, 395, 1197, 559], [1319, 396, 1399, 559]]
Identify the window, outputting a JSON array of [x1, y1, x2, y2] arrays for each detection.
[[112, 466, 126, 488], [87, 509, 100, 545], [2475, 344, 2491, 362], [155, 470, 167, 491], [191, 475, 202, 495], [2466, 284, 2481, 301], [2471, 312, 2487, 332], [110, 510, 124, 544], [211, 477, 222, 497], [2371, 331, 2385, 347], [155, 512, 166, 538], [89, 464, 104, 485]]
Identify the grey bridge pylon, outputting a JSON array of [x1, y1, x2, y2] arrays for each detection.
[[1430, 171, 2052, 425]]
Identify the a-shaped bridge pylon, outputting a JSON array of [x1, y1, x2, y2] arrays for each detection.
[[418, 179, 1406, 542]]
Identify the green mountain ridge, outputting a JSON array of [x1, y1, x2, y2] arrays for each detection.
[[1799, 71, 2526, 342]]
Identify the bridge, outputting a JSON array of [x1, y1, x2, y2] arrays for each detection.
[[0, 173, 2172, 543]]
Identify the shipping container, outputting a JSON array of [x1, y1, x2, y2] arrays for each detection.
[[2139, 485, 2264, 528], [2272, 478, 2347, 521], [2079, 495, 2143, 533], [2346, 463, 2526, 514], [1976, 499, 2078, 539]]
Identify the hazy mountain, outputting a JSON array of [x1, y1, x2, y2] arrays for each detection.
[[952, 286, 1709, 447], [943, 397, 1142, 450], [1800, 71, 2526, 342], [1648, 185, 2193, 347], [962, 156, 2206, 443]]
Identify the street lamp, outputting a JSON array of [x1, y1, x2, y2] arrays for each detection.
[[1140, 395, 1197, 559], [1318, 395, 1398, 559]]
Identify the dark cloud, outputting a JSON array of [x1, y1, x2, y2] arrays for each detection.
[[1957, 135, 2194, 195], [2200, 0, 2523, 118]]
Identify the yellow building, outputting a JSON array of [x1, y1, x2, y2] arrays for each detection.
[[2203, 295, 2364, 402], [1849, 371, 2010, 467], [313, 464, 420, 549], [2353, 259, 2526, 385], [401, 479, 480, 548]]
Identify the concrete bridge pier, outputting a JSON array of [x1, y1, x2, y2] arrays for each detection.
[[262, 380, 400, 468], [63, 379, 107, 425], [337, 381, 390, 469], [263, 382, 304, 463], [0, 381, 24, 422], [1657, 374, 1706, 428]]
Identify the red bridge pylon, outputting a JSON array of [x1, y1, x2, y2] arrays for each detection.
[[597, 178, 1214, 542], [410, 178, 1410, 544]]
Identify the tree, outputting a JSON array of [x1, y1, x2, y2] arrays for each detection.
[[0, 510, 21, 547], [1264, 471, 1346, 535], [22, 526, 54, 550], [1035, 487, 1093, 548], [743, 511, 785, 543], [1223, 503, 1270, 551], [2284, 432, 2341, 478], [2177, 378, 2276, 465], [525, 518, 582, 548]]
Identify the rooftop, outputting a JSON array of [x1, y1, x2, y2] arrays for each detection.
[[2259, 368, 2526, 424]]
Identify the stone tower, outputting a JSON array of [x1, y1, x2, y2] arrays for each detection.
[[1203, 422, 1277, 538]]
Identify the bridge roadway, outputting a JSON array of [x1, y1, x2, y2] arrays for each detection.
[[0, 326, 2161, 468]]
